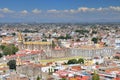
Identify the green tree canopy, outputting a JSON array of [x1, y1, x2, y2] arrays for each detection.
[[65, 34, 71, 39], [3, 44, 18, 56], [3, 46, 13, 55], [78, 58, 84, 64], [12, 33, 16, 36], [11, 45, 19, 54], [0, 53, 3, 58], [57, 34, 71, 40], [0, 45, 5, 50], [7, 60, 16, 70], [36, 76, 40, 80], [75, 30, 89, 35], [95, 62, 99, 65], [67, 59, 78, 64], [59, 78, 66, 80], [91, 37, 98, 44]]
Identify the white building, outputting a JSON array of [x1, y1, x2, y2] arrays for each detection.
[[115, 38, 120, 48], [93, 57, 104, 64]]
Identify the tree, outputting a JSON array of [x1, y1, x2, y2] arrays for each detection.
[[48, 68, 50, 74], [48, 68, 52, 75], [42, 39, 47, 42], [114, 56, 119, 59], [92, 30, 97, 34], [75, 30, 89, 35], [52, 41, 56, 48], [24, 38, 28, 41], [57, 36, 65, 39], [76, 39, 80, 42], [67, 59, 78, 64], [48, 34, 51, 38], [92, 71, 100, 80], [3, 70, 6, 73], [95, 62, 99, 65], [78, 58, 84, 64], [37, 76, 40, 80], [0, 53, 3, 58], [65, 34, 71, 39], [91, 37, 98, 44], [60, 78, 66, 80], [0, 45, 5, 50], [12, 33, 16, 36], [3, 44, 18, 55], [3, 46, 12, 55], [7, 60, 16, 70], [57, 34, 71, 40], [11, 45, 19, 54]]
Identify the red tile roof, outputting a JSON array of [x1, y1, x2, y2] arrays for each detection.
[[6, 50, 43, 59], [71, 66, 81, 71]]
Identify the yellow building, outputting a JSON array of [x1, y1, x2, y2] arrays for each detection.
[[17, 32, 52, 50]]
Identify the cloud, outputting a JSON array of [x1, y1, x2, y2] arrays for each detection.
[[80, 7, 103, 12], [0, 8, 14, 13], [69, 6, 120, 13], [78, 7, 89, 12], [109, 6, 120, 11], [69, 9, 76, 13], [32, 9, 41, 14], [63, 10, 69, 13], [20, 10, 28, 15], [47, 9, 59, 13], [61, 7, 96, 13], [0, 6, 120, 22], [97, 7, 103, 11]]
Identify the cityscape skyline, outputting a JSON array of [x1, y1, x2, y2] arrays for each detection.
[[0, 0, 120, 23], [0, 1, 120, 80]]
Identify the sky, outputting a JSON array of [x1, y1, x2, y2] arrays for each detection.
[[0, 0, 120, 23]]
